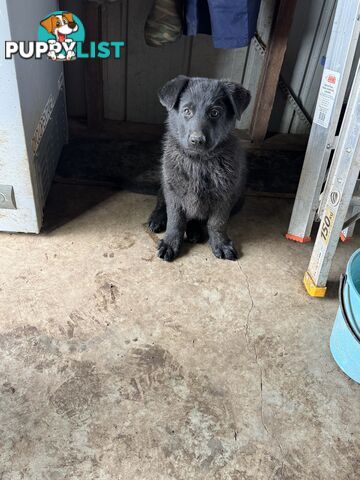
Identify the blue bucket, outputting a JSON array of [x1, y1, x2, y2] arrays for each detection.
[[330, 249, 360, 383]]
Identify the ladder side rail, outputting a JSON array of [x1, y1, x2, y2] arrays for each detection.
[[305, 60, 360, 295]]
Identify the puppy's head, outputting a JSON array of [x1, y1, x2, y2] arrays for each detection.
[[40, 13, 78, 38], [159, 76, 250, 154]]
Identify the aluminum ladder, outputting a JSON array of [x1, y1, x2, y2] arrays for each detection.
[[285, 0, 360, 296]]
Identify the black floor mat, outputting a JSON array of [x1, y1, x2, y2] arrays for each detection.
[[56, 138, 304, 196]]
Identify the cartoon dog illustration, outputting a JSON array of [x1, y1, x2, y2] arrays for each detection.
[[40, 12, 78, 61]]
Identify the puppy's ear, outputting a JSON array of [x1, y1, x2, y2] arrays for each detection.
[[222, 82, 251, 120], [158, 75, 189, 111], [63, 12, 75, 23], [40, 15, 55, 33]]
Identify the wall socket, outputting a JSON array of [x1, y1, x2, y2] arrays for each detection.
[[0, 185, 16, 209]]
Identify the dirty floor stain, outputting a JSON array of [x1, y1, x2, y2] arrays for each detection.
[[0, 185, 359, 479]]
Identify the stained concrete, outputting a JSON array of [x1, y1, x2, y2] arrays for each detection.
[[0, 184, 359, 479]]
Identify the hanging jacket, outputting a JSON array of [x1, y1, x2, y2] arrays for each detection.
[[184, 0, 262, 48]]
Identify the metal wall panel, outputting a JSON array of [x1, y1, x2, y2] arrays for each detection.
[[63, 0, 275, 128], [102, 0, 128, 121], [63, 0, 347, 135], [269, 0, 337, 134], [125, 0, 191, 124]]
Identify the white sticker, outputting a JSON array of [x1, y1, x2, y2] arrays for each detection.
[[313, 69, 340, 128]]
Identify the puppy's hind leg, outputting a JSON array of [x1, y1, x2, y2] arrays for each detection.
[[148, 189, 167, 233]]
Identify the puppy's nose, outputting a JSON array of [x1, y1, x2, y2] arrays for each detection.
[[189, 132, 206, 146], [69, 22, 76, 28]]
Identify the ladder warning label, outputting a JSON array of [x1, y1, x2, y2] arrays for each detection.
[[313, 69, 340, 128]]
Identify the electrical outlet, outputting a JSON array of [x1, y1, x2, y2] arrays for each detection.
[[0, 185, 16, 209]]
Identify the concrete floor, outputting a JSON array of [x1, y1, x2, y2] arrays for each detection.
[[0, 184, 359, 479]]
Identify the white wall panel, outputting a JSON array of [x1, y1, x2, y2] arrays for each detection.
[[1, 0, 67, 232]]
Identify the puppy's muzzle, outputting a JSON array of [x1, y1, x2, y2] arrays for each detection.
[[68, 21, 77, 29], [189, 132, 206, 147]]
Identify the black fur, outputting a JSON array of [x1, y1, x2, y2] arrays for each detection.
[[148, 76, 250, 262]]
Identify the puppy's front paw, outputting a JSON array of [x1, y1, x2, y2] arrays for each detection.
[[157, 240, 177, 262], [212, 241, 238, 261]]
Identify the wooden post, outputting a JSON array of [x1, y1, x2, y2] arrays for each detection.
[[84, 2, 104, 130], [249, 0, 297, 143]]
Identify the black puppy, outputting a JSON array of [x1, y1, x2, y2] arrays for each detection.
[[148, 76, 250, 262]]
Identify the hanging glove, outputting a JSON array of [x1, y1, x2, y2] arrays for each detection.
[[145, 0, 183, 47]]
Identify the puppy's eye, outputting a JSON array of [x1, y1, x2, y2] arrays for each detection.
[[183, 107, 192, 118], [56, 21, 61, 27], [209, 108, 220, 119], [63, 19, 68, 24]]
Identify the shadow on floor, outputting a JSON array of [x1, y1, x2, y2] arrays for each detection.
[[45, 137, 304, 235], [56, 137, 304, 196], [42, 182, 119, 233]]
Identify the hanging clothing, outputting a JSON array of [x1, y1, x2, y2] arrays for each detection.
[[184, 0, 262, 48], [145, 0, 183, 47]]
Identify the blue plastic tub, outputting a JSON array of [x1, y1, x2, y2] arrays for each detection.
[[330, 249, 360, 383]]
